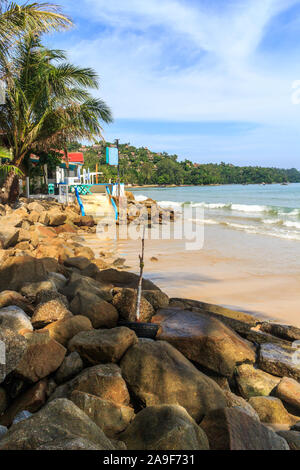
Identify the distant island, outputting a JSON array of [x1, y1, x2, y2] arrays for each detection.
[[68, 141, 300, 186]]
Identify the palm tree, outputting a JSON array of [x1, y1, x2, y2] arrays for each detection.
[[0, 2, 72, 60], [0, 33, 113, 203]]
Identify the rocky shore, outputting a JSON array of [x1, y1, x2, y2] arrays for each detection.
[[0, 198, 299, 450]]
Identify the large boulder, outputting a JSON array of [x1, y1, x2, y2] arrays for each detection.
[[0, 399, 115, 450], [36, 437, 111, 450], [260, 322, 300, 342], [70, 291, 118, 329], [55, 352, 83, 384], [154, 308, 255, 377], [0, 306, 33, 333], [0, 328, 28, 384], [31, 300, 73, 329], [71, 390, 134, 438], [277, 431, 300, 450], [0, 227, 20, 249], [235, 364, 280, 399], [64, 257, 92, 271], [41, 315, 93, 346], [0, 290, 33, 314], [259, 343, 300, 381], [112, 288, 154, 322], [95, 269, 160, 290], [223, 390, 260, 421], [120, 405, 209, 450], [20, 280, 57, 302], [200, 407, 289, 450], [68, 327, 137, 365], [276, 377, 300, 413], [49, 364, 130, 407], [0, 379, 48, 427], [170, 298, 261, 335], [142, 290, 169, 310], [120, 339, 226, 422], [39, 209, 66, 227], [63, 273, 113, 302], [0, 257, 53, 292], [248, 396, 295, 425], [14, 331, 66, 383]]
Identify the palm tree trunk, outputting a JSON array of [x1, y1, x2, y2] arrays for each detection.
[[0, 153, 25, 204], [0, 169, 19, 205]]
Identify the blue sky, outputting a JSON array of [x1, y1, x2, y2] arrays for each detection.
[[46, 0, 300, 167]]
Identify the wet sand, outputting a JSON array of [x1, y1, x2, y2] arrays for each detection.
[[83, 223, 300, 327]]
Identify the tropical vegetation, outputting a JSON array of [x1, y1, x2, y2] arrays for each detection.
[[70, 141, 300, 186], [0, 2, 112, 203]]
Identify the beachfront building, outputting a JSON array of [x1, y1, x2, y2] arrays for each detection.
[[30, 151, 84, 186]]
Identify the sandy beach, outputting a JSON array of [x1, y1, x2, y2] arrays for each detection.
[[84, 221, 300, 327]]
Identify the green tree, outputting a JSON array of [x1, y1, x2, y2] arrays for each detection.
[[0, 33, 113, 203], [0, 2, 72, 61]]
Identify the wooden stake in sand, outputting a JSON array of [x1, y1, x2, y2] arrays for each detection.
[[135, 224, 146, 321]]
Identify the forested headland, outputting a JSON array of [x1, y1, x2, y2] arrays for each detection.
[[69, 141, 300, 186]]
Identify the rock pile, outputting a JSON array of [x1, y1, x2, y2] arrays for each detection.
[[0, 201, 299, 450]]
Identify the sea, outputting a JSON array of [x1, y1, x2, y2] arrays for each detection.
[[132, 183, 300, 242]]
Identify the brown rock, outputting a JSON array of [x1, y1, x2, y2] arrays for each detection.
[[223, 390, 260, 421], [20, 280, 56, 302], [248, 396, 294, 425], [36, 437, 111, 450], [235, 363, 280, 399], [0, 379, 48, 427], [0, 398, 115, 450], [170, 297, 261, 335], [68, 327, 138, 365], [64, 256, 92, 270], [0, 328, 28, 384], [42, 315, 93, 346], [276, 377, 300, 413], [0, 306, 33, 333], [40, 210, 67, 227], [27, 202, 44, 213], [74, 245, 95, 260], [74, 215, 95, 227], [120, 405, 209, 450], [31, 300, 73, 329], [55, 352, 83, 384], [95, 268, 160, 290], [260, 322, 300, 342], [112, 288, 154, 322], [35, 226, 57, 239], [154, 308, 256, 377], [0, 227, 20, 248], [277, 431, 300, 450], [62, 272, 113, 302], [49, 364, 130, 406], [0, 256, 53, 292], [201, 407, 289, 450], [120, 339, 226, 422], [71, 390, 134, 438], [54, 224, 77, 234], [70, 291, 118, 329], [142, 290, 169, 310], [259, 343, 300, 380], [14, 331, 66, 383]]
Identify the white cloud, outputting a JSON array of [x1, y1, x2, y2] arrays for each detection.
[[56, 0, 300, 124], [52, 0, 300, 165]]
